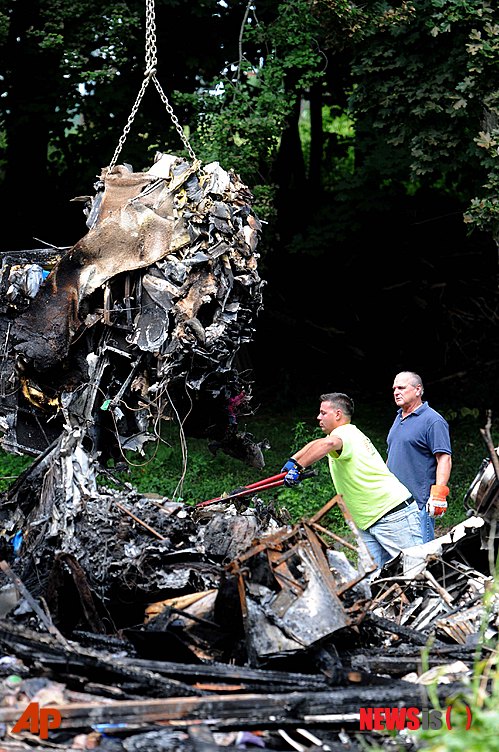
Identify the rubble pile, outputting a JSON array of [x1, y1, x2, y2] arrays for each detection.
[[370, 518, 495, 645], [0, 473, 496, 750]]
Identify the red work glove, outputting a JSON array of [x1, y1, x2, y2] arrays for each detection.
[[425, 484, 449, 517]]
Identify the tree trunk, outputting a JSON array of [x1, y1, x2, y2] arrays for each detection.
[[1, 0, 64, 248], [308, 82, 323, 191], [272, 87, 307, 243]]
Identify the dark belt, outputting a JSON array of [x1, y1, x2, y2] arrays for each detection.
[[380, 497, 414, 520]]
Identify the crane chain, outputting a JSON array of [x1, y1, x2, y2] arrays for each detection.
[[107, 0, 197, 173]]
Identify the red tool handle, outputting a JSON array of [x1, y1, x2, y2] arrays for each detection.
[[195, 469, 317, 509], [196, 474, 286, 508], [241, 472, 286, 490]]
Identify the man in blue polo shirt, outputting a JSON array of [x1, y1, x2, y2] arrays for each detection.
[[387, 371, 452, 543]]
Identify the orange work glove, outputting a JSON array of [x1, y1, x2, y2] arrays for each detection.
[[425, 484, 449, 517]]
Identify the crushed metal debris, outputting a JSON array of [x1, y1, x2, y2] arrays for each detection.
[[0, 153, 265, 467]]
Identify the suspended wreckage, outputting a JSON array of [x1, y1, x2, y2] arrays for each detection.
[[0, 153, 265, 468]]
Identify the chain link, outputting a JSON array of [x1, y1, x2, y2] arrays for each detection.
[[144, 0, 157, 73], [107, 0, 197, 173], [152, 75, 197, 162]]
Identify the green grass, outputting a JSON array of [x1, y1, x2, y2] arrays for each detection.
[[0, 400, 497, 539], [0, 450, 32, 492]]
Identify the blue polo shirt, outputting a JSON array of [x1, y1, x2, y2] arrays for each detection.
[[386, 402, 451, 509]]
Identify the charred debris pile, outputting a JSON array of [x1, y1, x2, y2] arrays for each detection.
[[0, 155, 497, 749], [0, 483, 496, 751]]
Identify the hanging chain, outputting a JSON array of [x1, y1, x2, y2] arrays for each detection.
[[144, 0, 157, 74], [107, 0, 197, 173], [152, 77, 197, 163], [106, 76, 152, 173]]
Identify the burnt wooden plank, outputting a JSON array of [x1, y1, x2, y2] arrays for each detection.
[[0, 620, 204, 698], [122, 656, 331, 690], [365, 612, 448, 647], [345, 645, 478, 676], [0, 683, 464, 729]]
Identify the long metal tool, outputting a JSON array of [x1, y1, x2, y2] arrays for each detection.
[[196, 470, 317, 508], [196, 472, 287, 508]]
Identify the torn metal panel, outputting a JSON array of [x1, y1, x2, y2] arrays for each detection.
[[400, 516, 486, 579], [465, 445, 499, 524]]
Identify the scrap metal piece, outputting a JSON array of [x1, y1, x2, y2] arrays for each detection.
[[227, 496, 373, 663], [435, 605, 485, 645], [465, 445, 499, 522], [400, 516, 486, 579]]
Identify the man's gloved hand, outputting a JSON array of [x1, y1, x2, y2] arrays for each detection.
[[281, 458, 300, 473], [284, 465, 303, 487], [425, 484, 449, 517], [281, 458, 304, 487]]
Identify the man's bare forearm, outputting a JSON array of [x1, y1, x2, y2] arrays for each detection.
[[292, 436, 342, 468], [435, 453, 452, 486]]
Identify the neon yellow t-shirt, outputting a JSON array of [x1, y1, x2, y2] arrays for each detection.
[[327, 423, 411, 530]]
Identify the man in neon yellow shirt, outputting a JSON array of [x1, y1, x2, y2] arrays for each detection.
[[282, 392, 423, 567]]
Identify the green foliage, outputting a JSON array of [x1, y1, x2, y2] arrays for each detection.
[[0, 8, 8, 46], [0, 452, 31, 492], [464, 129, 499, 241], [345, 0, 499, 232], [0, 0, 145, 189], [127, 431, 261, 504], [174, 0, 327, 219], [299, 103, 356, 185], [2, 0, 499, 245], [251, 182, 279, 228], [442, 406, 481, 422]]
